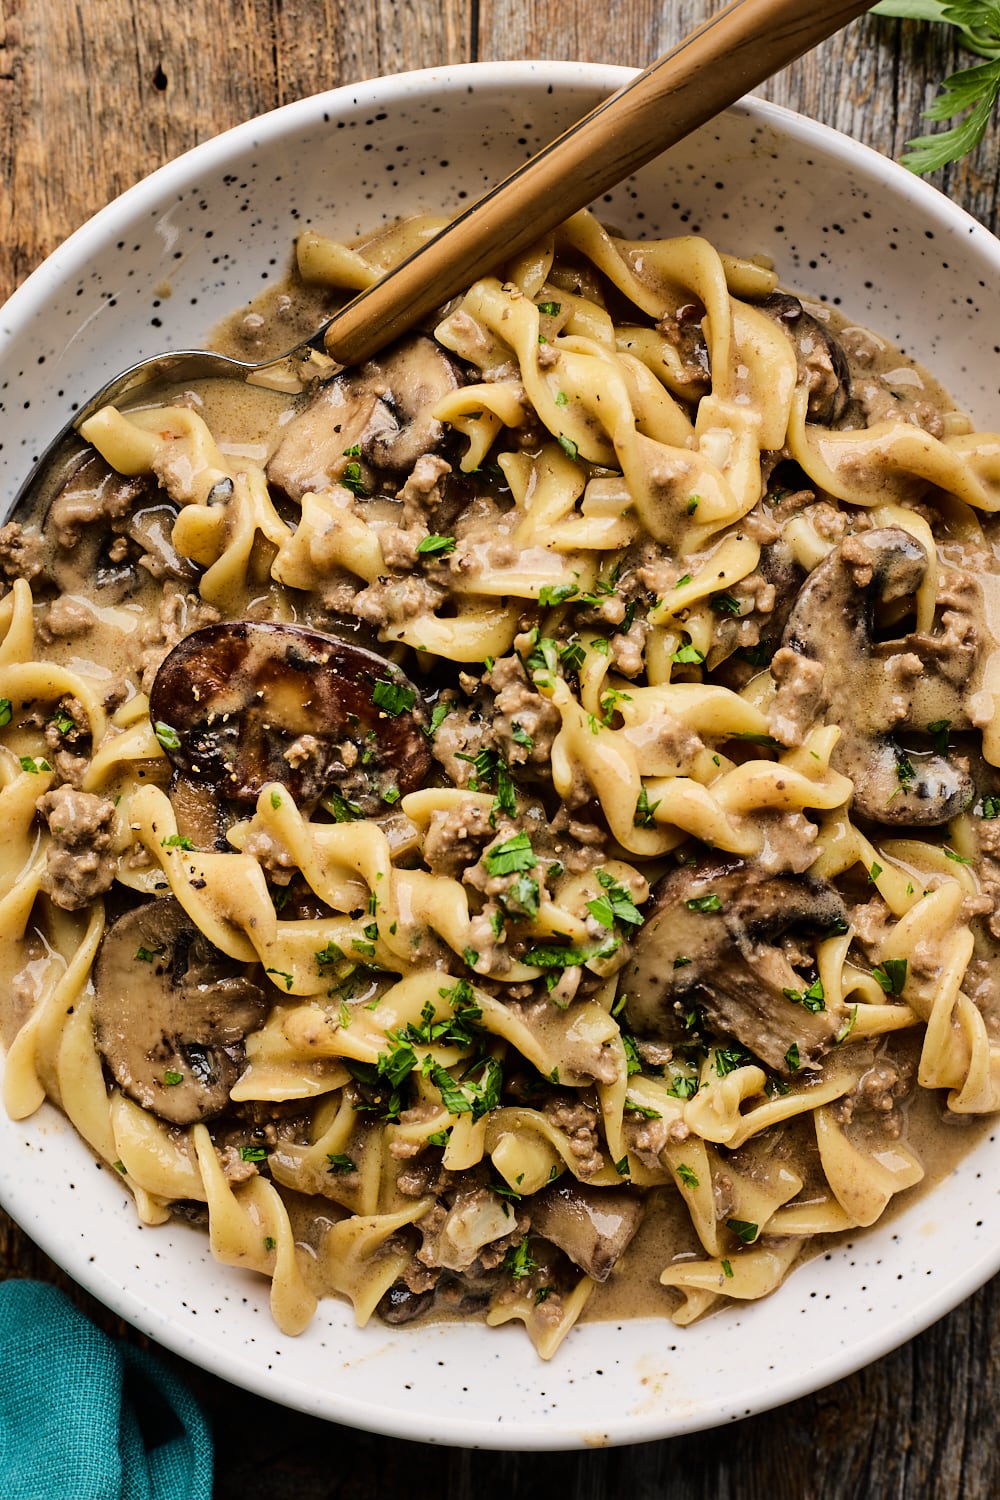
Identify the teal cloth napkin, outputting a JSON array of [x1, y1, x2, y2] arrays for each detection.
[[0, 1279, 213, 1499]]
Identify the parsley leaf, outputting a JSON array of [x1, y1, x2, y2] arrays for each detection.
[[873, 957, 908, 995], [372, 678, 416, 717], [483, 830, 536, 876], [873, 2, 1000, 173], [633, 785, 661, 827], [586, 869, 644, 929], [416, 534, 457, 556]]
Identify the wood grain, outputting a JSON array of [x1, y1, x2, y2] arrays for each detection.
[[2, 3, 1000, 1496]]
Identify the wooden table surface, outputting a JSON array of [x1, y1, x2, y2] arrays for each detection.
[[2, 2, 1000, 1495]]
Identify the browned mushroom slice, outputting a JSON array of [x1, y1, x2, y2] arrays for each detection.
[[758, 292, 851, 424], [529, 1181, 644, 1281], [148, 620, 431, 807], [625, 860, 848, 1076], [779, 527, 975, 825], [42, 451, 164, 602], [267, 335, 462, 500], [93, 897, 268, 1125]]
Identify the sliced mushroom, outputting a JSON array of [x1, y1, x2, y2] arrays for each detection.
[[267, 335, 462, 500], [779, 527, 975, 825], [758, 292, 851, 425], [148, 620, 431, 807], [93, 897, 268, 1125], [529, 1181, 644, 1282], [125, 502, 201, 585], [377, 1281, 436, 1325], [43, 452, 160, 602], [625, 859, 848, 1076]]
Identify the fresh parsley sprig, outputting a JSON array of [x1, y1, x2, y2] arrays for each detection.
[[874, 2, 1000, 172]]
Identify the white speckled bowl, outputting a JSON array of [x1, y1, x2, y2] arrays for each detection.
[[2, 62, 1000, 1450]]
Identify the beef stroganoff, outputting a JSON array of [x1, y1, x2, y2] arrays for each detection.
[[3, 209, 1000, 1358]]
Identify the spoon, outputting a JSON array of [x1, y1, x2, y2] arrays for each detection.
[[11, 0, 872, 510]]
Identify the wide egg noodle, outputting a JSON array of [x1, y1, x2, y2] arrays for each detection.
[[3, 209, 1000, 1355]]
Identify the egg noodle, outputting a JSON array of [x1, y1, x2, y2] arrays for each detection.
[[3, 210, 1000, 1357]]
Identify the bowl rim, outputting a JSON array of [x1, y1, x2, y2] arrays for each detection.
[[2, 59, 1000, 1450]]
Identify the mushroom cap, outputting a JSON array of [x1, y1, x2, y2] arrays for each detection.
[[758, 291, 852, 425], [625, 859, 848, 1076], [529, 1180, 645, 1282], [780, 527, 974, 826], [267, 335, 462, 500], [148, 619, 431, 807], [93, 897, 268, 1125]]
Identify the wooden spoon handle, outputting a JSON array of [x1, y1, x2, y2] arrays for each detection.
[[325, 0, 873, 365]]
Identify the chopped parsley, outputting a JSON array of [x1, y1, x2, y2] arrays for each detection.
[[326, 1153, 357, 1174], [557, 435, 579, 461], [503, 1237, 539, 1279], [483, 830, 536, 876], [266, 967, 294, 991], [633, 785, 661, 827], [163, 1070, 183, 1087], [671, 642, 705, 666], [714, 1043, 754, 1077], [19, 755, 51, 774], [624, 1097, 662, 1119], [455, 745, 517, 816], [340, 461, 368, 497], [510, 721, 534, 751], [326, 789, 364, 822], [424, 702, 453, 740], [0, 698, 11, 726], [161, 834, 194, 851], [710, 592, 742, 615], [872, 958, 908, 996], [153, 721, 181, 751], [416, 534, 457, 556], [586, 869, 644, 929], [927, 718, 951, 755], [521, 933, 620, 975], [784, 1042, 801, 1072], [426, 1055, 503, 1122], [315, 941, 347, 975], [537, 300, 562, 316], [135, 944, 165, 963], [686, 893, 722, 913], [538, 583, 578, 607], [666, 1072, 699, 1100], [239, 1145, 268, 1162], [686, 495, 700, 515], [782, 977, 826, 1013], [981, 796, 1000, 819], [726, 1218, 759, 1245], [372, 678, 416, 717], [721, 1258, 734, 1279], [676, 1163, 700, 1188], [500, 873, 540, 920]]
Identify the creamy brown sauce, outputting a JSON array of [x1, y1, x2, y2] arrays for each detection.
[[5, 223, 1000, 1347]]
